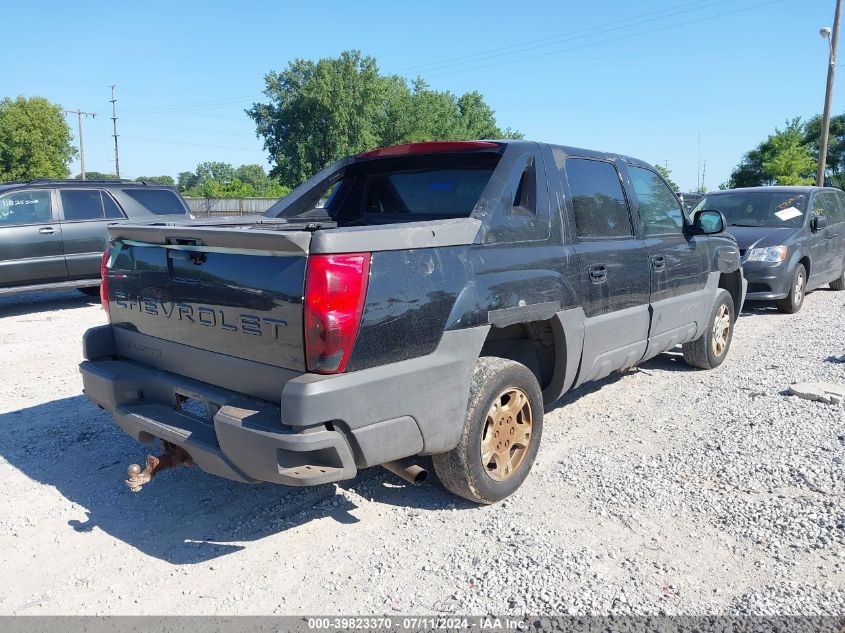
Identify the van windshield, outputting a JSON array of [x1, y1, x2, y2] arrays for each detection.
[[265, 151, 502, 225], [692, 191, 807, 228]]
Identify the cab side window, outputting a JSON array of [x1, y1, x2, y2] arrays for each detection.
[[564, 158, 632, 239], [629, 166, 685, 235], [0, 190, 53, 226]]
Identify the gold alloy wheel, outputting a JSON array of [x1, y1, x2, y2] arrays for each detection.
[[711, 303, 731, 357], [480, 387, 533, 481]]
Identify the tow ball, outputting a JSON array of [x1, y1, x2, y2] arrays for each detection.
[[125, 442, 193, 492]]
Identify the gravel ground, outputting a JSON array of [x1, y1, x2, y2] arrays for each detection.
[[0, 288, 842, 617]]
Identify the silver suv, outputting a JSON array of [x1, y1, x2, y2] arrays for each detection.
[[0, 179, 191, 296]]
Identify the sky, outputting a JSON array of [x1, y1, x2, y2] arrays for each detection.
[[2, 0, 839, 191]]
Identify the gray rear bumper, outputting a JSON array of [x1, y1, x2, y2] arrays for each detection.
[[80, 325, 487, 486]]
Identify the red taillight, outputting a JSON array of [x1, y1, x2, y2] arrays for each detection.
[[100, 245, 112, 312], [357, 141, 500, 158], [304, 253, 371, 374]]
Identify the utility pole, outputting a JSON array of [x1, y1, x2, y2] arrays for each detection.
[[701, 160, 707, 192], [817, 0, 843, 186], [64, 109, 97, 180], [110, 85, 120, 178], [697, 132, 702, 192]]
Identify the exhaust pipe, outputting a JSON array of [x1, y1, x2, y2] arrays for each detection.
[[382, 460, 428, 486]]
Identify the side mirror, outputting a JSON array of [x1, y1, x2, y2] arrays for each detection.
[[692, 210, 724, 235], [812, 215, 829, 230]]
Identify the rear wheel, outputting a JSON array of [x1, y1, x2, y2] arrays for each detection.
[[432, 357, 543, 504], [682, 289, 735, 370], [775, 264, 806, 313]]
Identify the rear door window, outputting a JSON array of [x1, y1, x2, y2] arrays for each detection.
[[563, 158, 633, 239], [61, 190, 106, 221], [0, 190, 53, 226], [122, 188, 187, 215], [60, 190, 126, 221]]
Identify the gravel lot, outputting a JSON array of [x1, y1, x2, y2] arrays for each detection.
[[0, 288, 842, 616]]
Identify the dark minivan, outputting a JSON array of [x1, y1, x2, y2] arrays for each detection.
[[693, 186, 845, 313], [0, 179, 191, 296]]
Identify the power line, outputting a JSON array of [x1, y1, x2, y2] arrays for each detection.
[[119, 134, 262, 152], [123, 118, 256, 136], [104, 3, 734, 118], [120, 95, 258, 115], [398, 0, 732, 75], [63, 109, 97, 180], [423, 0, 785, 79]]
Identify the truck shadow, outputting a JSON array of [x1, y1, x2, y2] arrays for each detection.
[[0, 290, 97, 318], [0, 396, 467, 565], [0, 342, 719, 565]]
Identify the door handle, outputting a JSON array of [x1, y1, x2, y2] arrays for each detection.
[[827, 233, 836, 239], [588, 264, 608, 283], [651, 255, 666, 271], [38, 227, 56, 235]]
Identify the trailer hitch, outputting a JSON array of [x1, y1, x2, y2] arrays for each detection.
[[125, 442, 193, 492]]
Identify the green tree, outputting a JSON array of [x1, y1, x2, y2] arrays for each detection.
[[193, 161, 236, 185], [654, 164, 679, 191], [178, 162, 291, 198], [248, 50, 520, 188], [74, 171, 118, 180], [725, 118, 815, 187], [232, 164, 288, 196], [136, 175, 175, 186], [761, 119, 815, 185], [177, 170, 199, 192], [803, 113, 845, 187], [0, 96, 76, 181], [724, 143, 776, 188]]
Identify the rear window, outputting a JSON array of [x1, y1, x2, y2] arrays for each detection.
[[268, 151, 502, 225], [121, 188, 186, 215]]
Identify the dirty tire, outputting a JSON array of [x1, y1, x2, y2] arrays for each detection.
[[776, 264, 806, 313], [682, 288, 735, 370], [830, 263, 845, 291], [432, 357, 543, 504]]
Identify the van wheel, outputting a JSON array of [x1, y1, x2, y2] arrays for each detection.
[[682, 289, 735, 370], [775, 264, 806, 313], [830, 264, 845, 291], [432, 357, 543, 504]]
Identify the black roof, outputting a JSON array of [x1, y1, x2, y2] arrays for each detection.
[[706, 186, 835, 195], [0, 179, 171, 191]]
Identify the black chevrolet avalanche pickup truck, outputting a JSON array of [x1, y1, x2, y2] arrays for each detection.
[[79, 141, 746, 503]]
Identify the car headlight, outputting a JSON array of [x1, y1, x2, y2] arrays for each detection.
[[747, 246, 787, 262]]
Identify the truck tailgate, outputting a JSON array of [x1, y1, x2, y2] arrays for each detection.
[[105, 223, 310, 382]]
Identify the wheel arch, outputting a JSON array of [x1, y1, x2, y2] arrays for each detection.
[[478, 307, 585, 405], [718, 268, 743, 318]]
